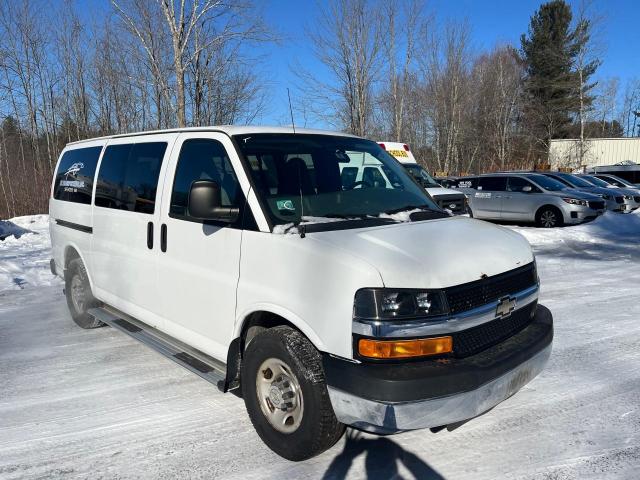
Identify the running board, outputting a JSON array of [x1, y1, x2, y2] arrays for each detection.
[[88, 307, 227, 391]]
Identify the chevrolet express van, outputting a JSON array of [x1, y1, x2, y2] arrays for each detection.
[[49, 127, 553, 461]]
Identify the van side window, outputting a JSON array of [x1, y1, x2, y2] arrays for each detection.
[[477, 176, 506, 191], [53, 146, 102, 204], [507, 176, 539, 193], [95, 142, 167, 214], [170, 139, 240, 218]]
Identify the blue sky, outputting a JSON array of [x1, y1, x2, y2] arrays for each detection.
[[259, 0, 640, 125]]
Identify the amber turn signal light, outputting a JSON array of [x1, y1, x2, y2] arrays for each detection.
[[358, 337, 453, 359]]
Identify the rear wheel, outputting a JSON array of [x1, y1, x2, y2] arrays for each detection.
[[65, 258, 103, 329], [241, 326, 345, 461], [536, 206, 563, 228]]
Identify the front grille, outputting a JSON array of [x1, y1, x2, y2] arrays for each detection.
[[444, 263, 537, 315], [615, 196, 624, 204], [588, 200, 605, 210], [435, 195, 465, 213], [452, 302, 537, 357]]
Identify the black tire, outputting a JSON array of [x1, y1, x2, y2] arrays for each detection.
[[535, 206, 564, 228], [466, 205, 474, 218], [241, 326, 345, 461], [65, 258, 103, 329]]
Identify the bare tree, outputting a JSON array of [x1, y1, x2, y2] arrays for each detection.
[[572, 0, 602, 164], [417, 22, 472, 173], [379, 0, 423, 141], [301, 0, 383, 136], [112, 0, 272, 128], [620, 78, 640, 136]]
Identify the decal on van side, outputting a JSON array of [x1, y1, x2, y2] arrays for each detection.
[[53, 147, 102, 204], [475, 192, 491, 198]]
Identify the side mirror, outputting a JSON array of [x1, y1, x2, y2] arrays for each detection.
[[188, 180, 239, 223], [522, 185, 533, 193]]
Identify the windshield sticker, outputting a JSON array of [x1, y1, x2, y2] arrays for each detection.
[[276, 199, 295, 212]]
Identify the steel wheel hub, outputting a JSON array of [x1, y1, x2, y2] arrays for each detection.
[[256, 358, 304, 433]]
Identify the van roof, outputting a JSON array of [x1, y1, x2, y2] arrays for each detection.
[[66, 125, 359, 146]]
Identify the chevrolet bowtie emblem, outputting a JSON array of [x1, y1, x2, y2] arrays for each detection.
[[496, 296, 516, 318]]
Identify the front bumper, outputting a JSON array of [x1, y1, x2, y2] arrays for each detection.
[[324, 304, 553, 434], [563, 205, 603, 224]]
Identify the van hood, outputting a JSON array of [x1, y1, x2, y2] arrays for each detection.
[[425, 186, 464, 197], [573, 186, 622, 198], [549, 189, 602, 200], [311, 216, 533, 289]]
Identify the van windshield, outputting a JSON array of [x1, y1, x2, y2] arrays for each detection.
[[234, 133, 441, 228], [581, 175, 612, 188], [553, 173, 593, 188], [527, 174, 567, 191], [403, 164, 441, 188]]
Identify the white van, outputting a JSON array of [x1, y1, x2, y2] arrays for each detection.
[[378, 141, 470, 215], [49, 127, 553, 461]]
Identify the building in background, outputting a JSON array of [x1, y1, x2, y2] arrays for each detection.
[[549, 138, 640, 171]]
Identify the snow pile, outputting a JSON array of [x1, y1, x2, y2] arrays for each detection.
[[0, 219, 34, 241], [510, 210, 640, 246], [378, 208, 424, 222], [0, 215, 60, 292]]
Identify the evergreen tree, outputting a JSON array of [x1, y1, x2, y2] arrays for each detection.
[[520, 0, 598, 154]]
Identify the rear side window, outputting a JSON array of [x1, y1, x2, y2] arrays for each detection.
[[53, 146, 102, 204], [507, 176, 539, 193], [478, 176, 506, 191], [95, 142, 167, 214], [170, 139, 240, 218]]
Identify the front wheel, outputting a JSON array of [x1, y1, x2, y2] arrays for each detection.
[[536, 206, 563, 228], [241, 326, 345, 461]]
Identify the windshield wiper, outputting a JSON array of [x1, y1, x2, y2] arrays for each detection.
[[322, 213, 369, 219], [382, 205, 442, 215]]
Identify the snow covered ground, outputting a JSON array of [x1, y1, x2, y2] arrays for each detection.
[[0, 213, 639, 479]]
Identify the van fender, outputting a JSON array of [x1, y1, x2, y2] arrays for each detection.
[[223, 304, 327, 394], [233, 303, 326, 352], [63, 242, 96, 290]]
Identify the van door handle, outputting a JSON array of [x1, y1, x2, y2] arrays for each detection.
[[147, 222, 153, 249], [160, 224, 167, 252]]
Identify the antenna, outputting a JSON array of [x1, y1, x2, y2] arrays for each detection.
[[287, 88, 296, 134]]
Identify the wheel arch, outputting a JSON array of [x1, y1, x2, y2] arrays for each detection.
[[234, 306, 325, 352], [535, 204, 564, 223], [63, 243, 95, 289], [221, 306, 326, 394]]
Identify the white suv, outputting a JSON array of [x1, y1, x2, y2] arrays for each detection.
[[49, 127, 553, 460], [377, 141, 470, 215]]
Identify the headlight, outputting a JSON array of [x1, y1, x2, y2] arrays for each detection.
[[562, 197, 588, 206], [624, 195, 632, 200], [354, 288, 449, 319]]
